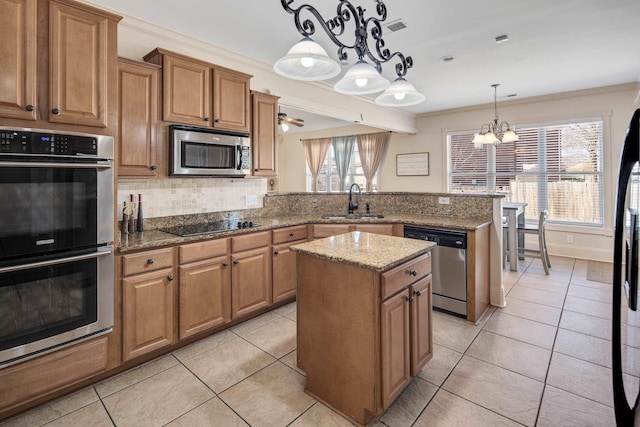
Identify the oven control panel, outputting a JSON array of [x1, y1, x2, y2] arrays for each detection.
[[0, 130, 97, 155]]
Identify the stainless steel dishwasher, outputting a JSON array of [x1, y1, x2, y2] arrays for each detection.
[[404, 226, 467, 317]]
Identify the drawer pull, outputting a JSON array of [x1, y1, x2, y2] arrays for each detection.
[[233, 259, 239, 265], [408, 269, 417, 276], [413, 290, 422, 297], [289, 232, 295, 237], [274, 250, 280, 255], [167, 274, 174, 281], [146, 259, 154, 265]]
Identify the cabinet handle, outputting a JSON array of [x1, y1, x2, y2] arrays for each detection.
[[26, 104, 34, 112], [406, 296, 414, 302], [52, 108, 60, 115], [254, 168, 259, 172], [222, 261, 229, 267], [204, 117, 210, 122], [146, 259, 154, 265], [150, 165, 157, 170], [167, 274, 174, 281], [214, 118, 220, 123], [274, 250, 279, 255], [289, 232, 295, 237], [408, 269, 417, 276], [413, 290, 422, 297], [233, 259, 239, 265]]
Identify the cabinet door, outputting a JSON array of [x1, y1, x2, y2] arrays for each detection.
[[381, 289, 410, 409], [0, 0, 37, 120], [213, 68, 250, 133], [410, 276, 433, 376], [179, 257, 231, 339], [117, 58, 159, 177], [122, 268, 176, 361], [353, 224, 396, 236], [272, 241, 302, 303], [163, 54, 211, 126], [231, 246, 271, 318], [49, 1, 110, 127], [251, 91, 278, 177]]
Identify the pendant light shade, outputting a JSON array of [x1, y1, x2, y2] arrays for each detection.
[[375, 77, 425, 107], [334, 60, 390, 95], [273, 37, 341, 81], [501, 129, 519, 143]]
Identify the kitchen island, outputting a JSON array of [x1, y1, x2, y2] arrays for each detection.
[[291, 232, 436, 426]]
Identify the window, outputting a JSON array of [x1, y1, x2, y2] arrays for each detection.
[[306, 144, 378, 192], [448, 119, 604, 225]]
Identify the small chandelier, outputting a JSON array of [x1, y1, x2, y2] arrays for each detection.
[[273, 0, 425, 107], [472, 84, 519, 145]]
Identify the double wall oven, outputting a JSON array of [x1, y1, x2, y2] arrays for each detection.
[[0, 127, 114, 368]]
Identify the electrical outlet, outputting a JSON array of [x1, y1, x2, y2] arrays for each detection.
[[566, 235, 573, 244], [438, 197, 450, 205], [245, 195, 258, 206]]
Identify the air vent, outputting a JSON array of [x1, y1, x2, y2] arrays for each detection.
[[383, 19, 407, 34]]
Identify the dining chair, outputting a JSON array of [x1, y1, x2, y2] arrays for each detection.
[[503, 210, 551, 274]]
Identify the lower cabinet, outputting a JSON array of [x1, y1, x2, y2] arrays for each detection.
[[122, 267, 176, 361], [179, 256, 231, 339], [231, 246, 271, 318], [272, 240, 304, 303], [311, 223, 403, 239], [381, 275, 432, 408]]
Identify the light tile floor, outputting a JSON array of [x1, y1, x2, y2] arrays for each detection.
[[1, 256, 629, 426]]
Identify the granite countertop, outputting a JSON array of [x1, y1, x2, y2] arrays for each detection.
[[117, 214, 491, 253], [290, 231, 437, 272]]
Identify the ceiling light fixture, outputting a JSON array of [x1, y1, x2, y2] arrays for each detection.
[[273, 0, 425, 107], [472, 84, 519, 145]]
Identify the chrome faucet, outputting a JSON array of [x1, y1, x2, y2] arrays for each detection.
[[348, 183, 361, 214]]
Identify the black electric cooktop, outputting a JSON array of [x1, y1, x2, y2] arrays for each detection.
[[161, 220, 259, 237]]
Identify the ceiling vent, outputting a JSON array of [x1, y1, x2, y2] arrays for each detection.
[[383, 19, 407, 34]]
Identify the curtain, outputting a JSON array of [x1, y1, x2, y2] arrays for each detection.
[[302, 137, 331, 192], [331, 135, 356, 192], [357, 132, 390, 191]]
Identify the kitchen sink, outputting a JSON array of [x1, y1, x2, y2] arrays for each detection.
[[321, 213, 384, 219]]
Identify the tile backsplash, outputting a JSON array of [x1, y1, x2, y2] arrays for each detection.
[[117, 177, 267, 220]]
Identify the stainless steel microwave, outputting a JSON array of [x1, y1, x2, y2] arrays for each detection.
[[169, 125, 251, 176]]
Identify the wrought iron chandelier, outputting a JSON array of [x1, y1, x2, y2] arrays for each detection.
[[472, 84, 519, 144], [273, 0, 425, 107]]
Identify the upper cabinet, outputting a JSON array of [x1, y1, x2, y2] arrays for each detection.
[[251, 91, 279, 177], [117, 58, 160, 178], [0, 0, 121, 131], [144, 48, 252, 134], [0, 0, 37, 121]]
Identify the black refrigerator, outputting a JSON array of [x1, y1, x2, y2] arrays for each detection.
[[613, 108, 640, 426]]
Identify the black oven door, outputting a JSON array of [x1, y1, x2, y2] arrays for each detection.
[[0, 159, 112, 260], [0, 246, 114, 367]]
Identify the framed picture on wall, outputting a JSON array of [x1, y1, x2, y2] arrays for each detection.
[[396, 152, 429, 176]]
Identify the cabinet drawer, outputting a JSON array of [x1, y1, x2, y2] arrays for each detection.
[[381, 252, 432, 300], [272, 225, 307, 244], [231, 231, 270, 252], [122, 247, 174, 276], [312, 224, 351, 239], [180, 238, 228, 264]]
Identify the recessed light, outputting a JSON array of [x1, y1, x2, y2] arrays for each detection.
[[441, 56, 454, 62], [495, 34, 509, 43]]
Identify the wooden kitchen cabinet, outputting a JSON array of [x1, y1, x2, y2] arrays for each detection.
[[117, 58, 160, 177], [178, 239, 231, 339], [121, 247, 176, 361], [272, 225, 308, 303], [231, 231, 272, 318], [251, 90, 279, 176], [354, 223, 402, 236], [48, 0, 119, 127], [0, 0, 37, 121], [144, 48, 251, 133], [310, 223, 351, 239], [312, 223, 401, 239], [0, 0, 120, 130]]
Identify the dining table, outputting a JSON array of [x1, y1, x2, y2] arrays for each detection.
[[503, 202, 527, 271]]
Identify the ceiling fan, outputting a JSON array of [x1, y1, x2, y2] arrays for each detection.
[[278, 110, 304, 128]]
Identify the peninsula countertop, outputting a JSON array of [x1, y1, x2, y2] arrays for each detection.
[[117, 214, 491, 253], [289, 231, 437, 272]]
